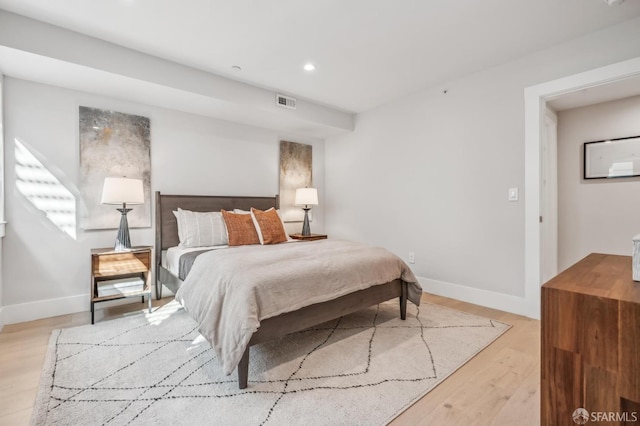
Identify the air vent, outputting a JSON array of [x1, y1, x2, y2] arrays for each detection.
[[276, 94, 296, 110]]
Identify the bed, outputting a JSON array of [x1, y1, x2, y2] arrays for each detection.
[[155, 191, 422, 389]]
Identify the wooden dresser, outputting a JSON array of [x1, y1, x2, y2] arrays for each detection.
[[541, 253, 640, 425]]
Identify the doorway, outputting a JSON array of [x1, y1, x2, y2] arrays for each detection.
[[540, 108, 558, 285], [524, 56, 640, 319]]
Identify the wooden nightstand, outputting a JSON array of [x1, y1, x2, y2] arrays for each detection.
[[289, 233, 327, 241], [90, 246, 152, 324]]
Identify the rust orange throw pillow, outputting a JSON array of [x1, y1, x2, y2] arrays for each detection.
[[250, 207, 288, 245], [221, 209, 260, 246]]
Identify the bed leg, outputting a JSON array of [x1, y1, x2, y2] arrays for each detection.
[[238, 346, 250, 389], [400, 282, 407, 320], [156, 276, 163, 300]]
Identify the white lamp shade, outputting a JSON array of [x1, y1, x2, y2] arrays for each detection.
[[101, 177, 144, 205], [295, 187, 318, 206]]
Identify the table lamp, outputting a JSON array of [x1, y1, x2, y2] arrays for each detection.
[[294, 187, 318, 236], [101, 177, 144, 251]]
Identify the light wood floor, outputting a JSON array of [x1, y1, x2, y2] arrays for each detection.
[[0, 293, 540, 425]]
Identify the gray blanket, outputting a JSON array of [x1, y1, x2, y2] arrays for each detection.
[[175, 239, 422, 375], [178, 249, 212, 280]]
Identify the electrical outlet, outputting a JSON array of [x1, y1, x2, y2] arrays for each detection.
[[408, 252, 415, 264]]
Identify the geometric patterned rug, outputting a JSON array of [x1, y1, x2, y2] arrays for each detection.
[[31, 300, 509, 425]]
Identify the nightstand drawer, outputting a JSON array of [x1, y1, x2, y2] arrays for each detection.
[[92, 251, 151, 277]]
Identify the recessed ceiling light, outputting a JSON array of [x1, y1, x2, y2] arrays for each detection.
[[231, 65, 242, 71], [304, 63, 316, 71]]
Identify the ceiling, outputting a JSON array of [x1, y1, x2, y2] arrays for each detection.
[[1, 0, 640, 114]]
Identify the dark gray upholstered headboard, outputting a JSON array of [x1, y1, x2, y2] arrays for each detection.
[[154, 191, 279, 267]]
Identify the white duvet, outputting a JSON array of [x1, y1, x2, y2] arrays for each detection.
[[175, 239, 422, 375]]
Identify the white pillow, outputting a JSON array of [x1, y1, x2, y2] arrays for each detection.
[[175, 208, 228, 247]]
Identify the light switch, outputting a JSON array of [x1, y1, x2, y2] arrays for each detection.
[[508, 187, 519, 201]]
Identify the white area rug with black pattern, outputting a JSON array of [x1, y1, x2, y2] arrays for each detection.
[[32, 299, 510, 425]]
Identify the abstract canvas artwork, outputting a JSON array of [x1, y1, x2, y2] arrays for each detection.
[[279, 141, 312, 222], [79, 106, 151, 230]]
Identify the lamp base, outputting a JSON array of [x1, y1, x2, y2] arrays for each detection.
[[114, 207, 133, 251], [301, 208, 311, 236]]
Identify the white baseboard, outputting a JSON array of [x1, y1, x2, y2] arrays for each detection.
[[2, 294, 89, 325], [2, 284, 174, 325], [419, 276, 532, 318]]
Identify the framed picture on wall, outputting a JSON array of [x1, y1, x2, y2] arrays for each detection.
[[78, 106, 151, 230], [279, 141, 312, 222], [584, 135, 640, 179]]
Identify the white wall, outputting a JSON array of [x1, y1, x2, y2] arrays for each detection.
[[325, 17, 640, 316], [557, 95, 640, 271], [0, 74, 5, 331], [2, 77, 325, 324], [0, 243, 3, 330]]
